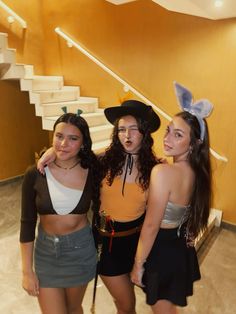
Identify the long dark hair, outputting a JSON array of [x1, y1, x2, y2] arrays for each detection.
[[53, 113, 100, 210], [176, 111, 212, 237], [99, 115, 160, 191]]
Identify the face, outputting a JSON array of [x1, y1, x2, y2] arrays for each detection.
[[163, 116, 191, 161], [117, 115, 143, 154], [53, 122, 83, 161]]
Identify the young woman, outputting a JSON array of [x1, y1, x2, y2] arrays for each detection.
[[20, 112, 98, 314], [131, 82, 213, 314], [94, 100, 161, 314], [37, 100, 161, 314]]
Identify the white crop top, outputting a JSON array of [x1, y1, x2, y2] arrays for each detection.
[[45, 167, 82, 215]]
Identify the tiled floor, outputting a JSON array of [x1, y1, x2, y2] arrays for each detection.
[[1, 178, 236, 314]]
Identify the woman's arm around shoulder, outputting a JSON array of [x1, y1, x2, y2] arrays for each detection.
[[37, 146, 56, 174]]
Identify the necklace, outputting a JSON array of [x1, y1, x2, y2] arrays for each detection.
[[53, 160, 80, 170]]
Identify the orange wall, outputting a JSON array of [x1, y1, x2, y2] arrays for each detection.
[[0, 0, 49, 180], [0, 0, 235, 224], [0, 80, 49, 180], [0, 0, 45, 73]]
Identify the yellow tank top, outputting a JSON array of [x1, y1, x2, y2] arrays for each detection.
[[100, 177, 147, 222]]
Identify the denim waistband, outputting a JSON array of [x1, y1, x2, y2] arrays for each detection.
[[37, 224, 91, 244]]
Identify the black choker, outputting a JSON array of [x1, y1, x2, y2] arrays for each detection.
[[53, 160, 80, 170]]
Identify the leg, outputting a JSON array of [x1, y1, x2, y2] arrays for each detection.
[[65, 285, 88, 314], [38, 287, 67, 314], [151, 299, 177, 314], [100, 274, 136, 314]]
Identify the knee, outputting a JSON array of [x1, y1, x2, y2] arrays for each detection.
[[68, 304, 83, 314], [114, 298, 136, 314]]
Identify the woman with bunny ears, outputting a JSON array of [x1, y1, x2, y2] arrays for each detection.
[[131, 82, 213, 313]]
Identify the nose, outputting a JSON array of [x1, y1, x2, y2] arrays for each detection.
[[61, 138, 68, 146], [125, 128, 130, 138]]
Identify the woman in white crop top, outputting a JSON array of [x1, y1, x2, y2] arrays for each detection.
[[131, 82, 213, 314], [20, 112, 98, 314], [37, 100, 162, 314]]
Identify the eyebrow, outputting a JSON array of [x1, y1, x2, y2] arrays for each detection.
[[173, 128, 185, 134], [55, 132, 80, 137], [118, 124, 138, 128]]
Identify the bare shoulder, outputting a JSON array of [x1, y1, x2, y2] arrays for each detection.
[[151, 163, 173, 178]]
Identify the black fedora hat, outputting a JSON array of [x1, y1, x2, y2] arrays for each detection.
[[104, 100, 161, 133]]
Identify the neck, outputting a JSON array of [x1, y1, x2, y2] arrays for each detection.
[[53, 159, 80, 170], [174, 159, 188, 163], [123, 150, 139, 158]]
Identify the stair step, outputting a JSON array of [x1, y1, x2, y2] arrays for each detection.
[[1, 64, 34, 80], [42, 110, 108, 130], [81, 112, 108, 127], [0, 48, 16, 64], [36, 97, 99, 116], [92, 139, 111, 152], [20, 75, 64, 91], [90, 124, 113, 142], [0, 33, 8, 50], [30, 86, 80, 105]]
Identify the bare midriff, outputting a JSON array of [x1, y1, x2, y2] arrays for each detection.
[[39, 214, 88, 235]]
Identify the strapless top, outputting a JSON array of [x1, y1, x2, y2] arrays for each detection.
[[162, 201, 190, 226]]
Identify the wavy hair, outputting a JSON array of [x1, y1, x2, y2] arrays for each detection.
[[176, 111, 212, 238], [99, 116, 160, 191]]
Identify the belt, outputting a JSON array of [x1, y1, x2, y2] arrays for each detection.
[[97, 224, 142, 238]]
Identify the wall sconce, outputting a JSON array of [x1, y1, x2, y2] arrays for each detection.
[[214, 0, 223, 8]]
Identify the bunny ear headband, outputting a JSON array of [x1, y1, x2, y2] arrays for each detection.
[[173, 82, 213, 141]]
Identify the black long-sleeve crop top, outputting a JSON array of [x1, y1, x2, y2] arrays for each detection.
[[20, 165, 93, 243]]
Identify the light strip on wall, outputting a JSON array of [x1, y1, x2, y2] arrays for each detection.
[[55, 27, 228, 162]]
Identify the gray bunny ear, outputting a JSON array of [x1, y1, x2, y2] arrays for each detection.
[[192, 99, 213, 118], [173, 81, 214, 141], [173, 81, 193, 111]]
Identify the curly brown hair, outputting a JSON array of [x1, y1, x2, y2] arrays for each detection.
[[99, 115, 161, 192]]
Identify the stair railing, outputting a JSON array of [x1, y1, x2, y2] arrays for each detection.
[[0, 0, 27, 28], [55, 27, 228, 162]]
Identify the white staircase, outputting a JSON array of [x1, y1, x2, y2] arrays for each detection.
[[0, 32, 112, 152]]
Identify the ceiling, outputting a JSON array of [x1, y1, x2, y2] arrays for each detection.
[[106, 0, 236, 20]]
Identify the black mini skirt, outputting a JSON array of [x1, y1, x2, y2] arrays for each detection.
[[142, 226, 201, 307], [94, 214, 144, 276]]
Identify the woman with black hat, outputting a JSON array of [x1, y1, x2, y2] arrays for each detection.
[[94, 100, 161, 314], [37, 100, 161, 314]]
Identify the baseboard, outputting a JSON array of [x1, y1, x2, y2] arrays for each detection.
[[221, 221, 236, 233], [0, 174, 24, 186]]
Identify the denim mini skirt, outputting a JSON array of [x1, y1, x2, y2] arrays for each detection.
[[35, 224, 97, 288]]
